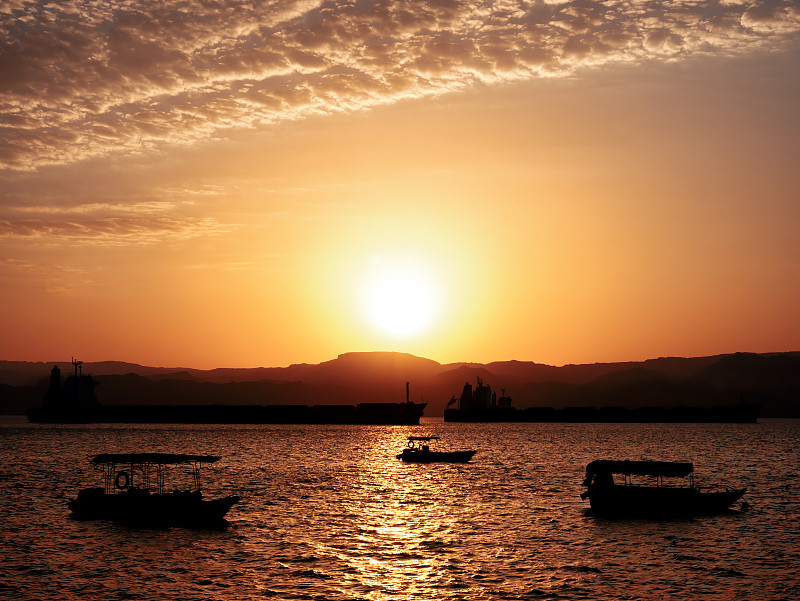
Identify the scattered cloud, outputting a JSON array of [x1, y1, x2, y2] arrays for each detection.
[[2, 0, 798, 171], [0, 215, 231, 245], [14, 201, 179, 216], [0, 255, 104, 294], [186, 255, 291, 271]]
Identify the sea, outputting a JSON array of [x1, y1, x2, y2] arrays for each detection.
[[1, 417, 798, 601]]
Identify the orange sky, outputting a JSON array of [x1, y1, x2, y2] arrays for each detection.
[[2, 1, 799, 369]]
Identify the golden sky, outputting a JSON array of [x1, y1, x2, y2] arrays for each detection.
[[2, 0, 799, 369]]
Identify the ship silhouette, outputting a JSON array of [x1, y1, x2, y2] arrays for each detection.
[[444, 378, 758, 423], [28, 365, 426, 425]]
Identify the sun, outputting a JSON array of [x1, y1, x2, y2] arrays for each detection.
[[360, 256, 441, 338]]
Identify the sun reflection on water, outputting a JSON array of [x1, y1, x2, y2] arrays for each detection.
[[303, 428, 478, 599]]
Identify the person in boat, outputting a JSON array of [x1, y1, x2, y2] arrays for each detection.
[[581, 469, 613, 499], [583, 470, 614, 487]]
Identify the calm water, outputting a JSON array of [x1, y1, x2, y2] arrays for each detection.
[[1, 417, 798, 600]]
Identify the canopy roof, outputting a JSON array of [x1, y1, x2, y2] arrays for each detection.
[[90, 453, 221, 465], [586, 460, 694, 478], [408, 436, 439, 441]]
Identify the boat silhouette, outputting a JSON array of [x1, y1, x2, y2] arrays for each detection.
[[396, 436, 477, 463], [580, 459, 747, 517], [69, 453, 240, 528]]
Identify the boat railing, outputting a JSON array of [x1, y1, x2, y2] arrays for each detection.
[[616, 481, 692, 488], [406, 435, 440, 451], [599, 471, 737, 493], [617, 472, 695, 488], [93, 459, 205, 495]]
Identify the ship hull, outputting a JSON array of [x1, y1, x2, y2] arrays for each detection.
[[28, 402, 426, 425], [444, 405, 758, 423]]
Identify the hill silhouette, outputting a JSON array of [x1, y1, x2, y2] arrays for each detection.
[[2, 351, 798, 417]]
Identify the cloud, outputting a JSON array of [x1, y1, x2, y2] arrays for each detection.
[[1, 0, 798, 170], [0, 214, 232, 245], [14, 201, 179, 216], [0, 256, 102, 295], [0, 179, 236, 245]]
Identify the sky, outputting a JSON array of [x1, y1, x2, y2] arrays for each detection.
[[1, 0, 799, 369]]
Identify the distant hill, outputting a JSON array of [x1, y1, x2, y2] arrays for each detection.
[[1, 351, 798, 417]]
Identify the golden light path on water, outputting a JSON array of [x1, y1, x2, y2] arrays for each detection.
[[335, 444, 450, 596], [255, 429, 476, 598]]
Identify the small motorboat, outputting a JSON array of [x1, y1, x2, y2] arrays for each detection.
[[68, 453, 240, 527], [396, 436, 476, 463], [580, 459, 747, 517]]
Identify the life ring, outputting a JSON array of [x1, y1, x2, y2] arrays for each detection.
[[407, 440, 415, 448], [114, 470, 130, 490]]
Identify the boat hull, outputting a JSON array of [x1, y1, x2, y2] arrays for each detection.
[[396, 449, 477, 463], [585, 485, 747, 517], [69, 488, 239, 527]]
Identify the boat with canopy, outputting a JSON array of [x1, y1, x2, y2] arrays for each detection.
[[68, 453, 240, 527], [580, 459, 747, 516], [396, 436, 476, 463]]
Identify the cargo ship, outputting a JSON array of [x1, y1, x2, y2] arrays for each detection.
[[443, 378, 758, 423], [443, 378, 516, 422], [26, 362, 426, 425]]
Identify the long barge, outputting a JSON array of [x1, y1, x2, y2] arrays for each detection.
[[27, 401, 427, 425], [27, 362, 426, 425]]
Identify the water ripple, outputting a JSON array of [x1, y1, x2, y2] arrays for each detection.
[[0, 419, 798, 600]]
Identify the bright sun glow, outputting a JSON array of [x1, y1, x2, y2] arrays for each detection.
[[361, 256, 441, 338]]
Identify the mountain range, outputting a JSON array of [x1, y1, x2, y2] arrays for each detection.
[[2, 351, 799, 417]]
